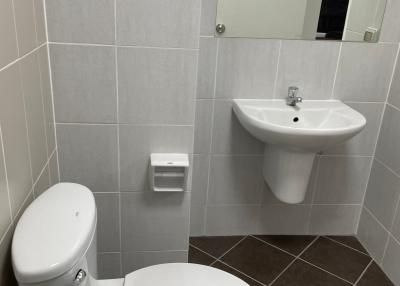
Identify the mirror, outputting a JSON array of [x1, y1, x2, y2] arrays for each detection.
[[215, 0, 387, 42]]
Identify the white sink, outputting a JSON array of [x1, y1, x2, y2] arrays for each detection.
[[233, 99, 366, 204]]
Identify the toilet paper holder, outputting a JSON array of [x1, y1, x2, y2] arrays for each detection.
[[149, 153, 189, 192]]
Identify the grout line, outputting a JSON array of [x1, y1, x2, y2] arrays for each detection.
[[354, 259, 373, 285], [0, 126, 13, 222], [217, 235, 248, 260], [189, 244, 220, 261], [271, 40, 282, 99], [387, 101, 400, 112], [250, 235, 296, 258], [10, 0, 20, 57], [323, 236, 370, 257], [307, 156, 321, 233], [0, 42, 47, 73], [269, 236, 319, 285], [330, 42, 342, 99]]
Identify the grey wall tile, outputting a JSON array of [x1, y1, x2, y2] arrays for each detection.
[[38, 46, 56, 154], [19, 52, 48, 180], [191, 155, 209, 205], [121, 192, 190, 252], [333, 43, 397, 102], [257, 204, 311, 235], [0, 0, 18, 69], [211, 100, 264, 155], [309, 205, 360, 235], [216, 38, 280, 99], [98, 253, 121, 279], [48, 151, 59, 186], [119, 125, 193, 191], [379, 0, 400, 43], [275, 41, 340, 100], [382, 237, 400, 285], [0, 65, 32, 216], [33, 0, 46, 45], [57, 124, 118, 193], [46, 0, 115, 44], [197, 37, 217, 99], [50, 44, 117, 123], [313, 156, 372, 204], [122, 250, 187, 274], [0, 134, 11, 240], [190, 204, 205, 236], [33, 164, 50, 198], [357, 208, 389, 263], [365, 160, 400, 229], [324, 103, 384, 156], [13, 0, 37, 55], [376, 105, 400, 175], [118, 47, 197, 125], [194, 100, 213, 154], [94, 193, 120, 252], [205, 205, 259, 235], [116, 0, 200, 48], [388, 58, 400, 110], [200, 0, 217, 36], [208, 156, 263, 204], [391, 206, 400, 242]]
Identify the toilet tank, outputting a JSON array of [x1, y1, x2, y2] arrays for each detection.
[[12, 183, 98, 286]]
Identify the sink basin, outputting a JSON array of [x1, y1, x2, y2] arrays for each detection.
[[232, 99, 366, 152], [233, 99, 366, 204]]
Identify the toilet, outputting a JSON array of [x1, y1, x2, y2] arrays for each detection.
[[11, 183, 247, 286]]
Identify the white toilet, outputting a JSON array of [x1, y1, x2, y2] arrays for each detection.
[[11, 183, 247, 286]]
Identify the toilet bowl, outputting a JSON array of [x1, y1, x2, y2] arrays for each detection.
[[11, 183, 247, 286]]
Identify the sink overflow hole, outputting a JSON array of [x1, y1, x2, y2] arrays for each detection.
[[293, 117, 299, 122]]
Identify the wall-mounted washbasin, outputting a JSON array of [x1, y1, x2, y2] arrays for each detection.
[[233, 99, 366, 204]]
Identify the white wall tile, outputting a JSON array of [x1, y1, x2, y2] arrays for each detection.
[[13, 0, 37, 55], [216, 38, 280, 99], [46, 0, 115, 44], [382, 237, 400, 285], [324, 103, 384, 156], [33, 0, 46, 45], [48, 151, 59, 186], [190, 204, 205, 236], [379, 0, 400, 43], [119, 125, 193, 192], [121, 192, 190, 252], [200, 0, 218, 36], [310, 205, 360, 235], [365, 160, 400, 229], [57, 124, 119, 193], [0, 65, 32, 216], [0, 132, 11, 240], [98, 253, 121, 279], [194, 100, 213, 154], [205, 205, 259, 235], [388, 52, 400, 110], [50, 44, 117, 123], [208, 156, 263, 204], [376, 105, 400, 175], [122, 250, 187, 274], [95, 193, 120, 253], [20, 52, 48, 180], [275, 40, 340, 100], [211, 100, 264, 154], [0, 0, 18, 69], [391, 205, 400, 242], [118, 47, 197, 125], [314, 156, 372, 204], [197, 37, 217, 99], [333, 43, 397, 102], [33, 164, 50, 198], [257, 204, 311, 235], [191, 155, 209, 205], [116, 0, 200, 48]]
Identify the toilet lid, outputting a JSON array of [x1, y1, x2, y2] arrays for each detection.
[[124, 263, 248, 286]]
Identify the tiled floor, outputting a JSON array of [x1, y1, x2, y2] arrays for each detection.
[[189, 235, 394, 286]]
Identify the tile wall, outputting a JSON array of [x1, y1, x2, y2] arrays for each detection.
[[191, 0, 400, 239], [0, 0, 58, 284], [46, 0, 201, 278]]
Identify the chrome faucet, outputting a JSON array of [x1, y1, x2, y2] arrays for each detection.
[[286, 86, 302, 106]]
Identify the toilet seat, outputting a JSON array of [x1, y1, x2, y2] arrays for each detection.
[[123, 263, 248, 286]]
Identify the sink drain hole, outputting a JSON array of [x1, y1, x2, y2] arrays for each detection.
[[293, 117, 299, 122]]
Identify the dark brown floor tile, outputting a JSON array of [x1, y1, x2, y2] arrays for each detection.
[[327, 236, 369, 254], [357, 262, 394, 286], [272, 260, 351, 286], [254, 235, 316, 255], [301, 237, 371, 283], [221, 236, 294, 285], [212, 261, 264, 286], [188, 246, 216, 266], [189, 236, 244, 257]]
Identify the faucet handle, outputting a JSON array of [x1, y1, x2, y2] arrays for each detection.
[[288, 86, 299, 97]]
